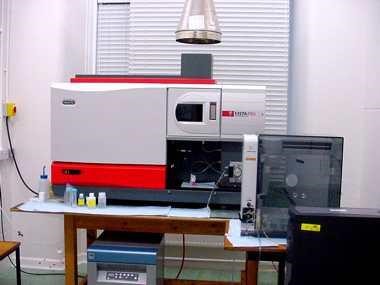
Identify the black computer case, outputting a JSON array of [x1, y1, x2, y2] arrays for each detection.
[[286, 206, 380, 285]]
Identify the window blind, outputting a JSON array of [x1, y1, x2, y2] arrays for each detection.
[[96, 1, 130, 74], [95, 0, 289, 133]]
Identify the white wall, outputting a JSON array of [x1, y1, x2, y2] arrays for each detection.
[[359, 1, 380, 208], [0, 0, 88, 268], [289, 0, 380, 207]]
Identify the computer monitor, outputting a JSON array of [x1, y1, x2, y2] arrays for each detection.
[[255, 135, 344, 237]]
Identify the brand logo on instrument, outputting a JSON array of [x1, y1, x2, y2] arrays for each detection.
[[222, 110, 264, 118], [62, 99, 76, 105]]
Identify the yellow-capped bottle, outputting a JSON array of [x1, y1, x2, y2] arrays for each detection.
[[78, 193, 85, 206], [86, 193, 96, 208]]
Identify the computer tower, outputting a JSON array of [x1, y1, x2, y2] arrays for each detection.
[[286, 206, 380, 285], [255, 135, 343, 237]]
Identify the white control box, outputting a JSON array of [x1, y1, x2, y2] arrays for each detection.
[[240, 134, 259, 234]]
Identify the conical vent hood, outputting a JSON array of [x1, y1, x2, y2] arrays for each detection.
[[176, 0, 222, 44]]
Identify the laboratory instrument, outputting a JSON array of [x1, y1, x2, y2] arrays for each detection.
[[87, 232, 164, 285]]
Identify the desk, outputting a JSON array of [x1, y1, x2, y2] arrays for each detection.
[[224, 237, 286, 285], [0, 241, 21, 285], [12, 202, 285, 285], [64, 213, 228, 285]]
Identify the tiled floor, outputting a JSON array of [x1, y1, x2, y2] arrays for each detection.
[[0, 263, 277, 285]]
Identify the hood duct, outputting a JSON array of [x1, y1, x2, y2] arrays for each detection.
[[176, 0, 222, 44]]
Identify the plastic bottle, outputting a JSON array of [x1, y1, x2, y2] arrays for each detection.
[[77, 193, 85, 206], [38, 166, 50, 202], [70, 187, 78, 207], [64, 184, 72, 205], [86, 193, 96, 208], [64, 184, 78, 207], [97, 192, 107, 208]]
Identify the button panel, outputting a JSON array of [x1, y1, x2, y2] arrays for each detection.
[[106, 271, 139, 281]]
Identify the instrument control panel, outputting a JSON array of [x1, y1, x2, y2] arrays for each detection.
[[106, 271, 139, 281]]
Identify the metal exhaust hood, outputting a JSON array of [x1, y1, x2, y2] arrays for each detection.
[[176, 0, 221, 44]]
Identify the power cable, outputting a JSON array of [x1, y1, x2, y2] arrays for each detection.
[[175, 234, 186, 279], [5, 117, 38, 195], [0, 183, 81, 276], [206, 168, 227, 209], [261, 229, 279, 273]]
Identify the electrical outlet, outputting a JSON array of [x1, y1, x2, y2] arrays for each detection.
[[3, 102, 16, 117]]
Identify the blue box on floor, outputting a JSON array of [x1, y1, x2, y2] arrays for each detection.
[[87, 232, 164, 285]]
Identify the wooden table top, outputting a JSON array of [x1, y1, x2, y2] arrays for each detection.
[[0, 241, 20, 259], [12, 201, 286, 251]]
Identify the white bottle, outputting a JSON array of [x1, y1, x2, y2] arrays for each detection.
[[38, 166, 50, 202], [98, 192, 107, 208]]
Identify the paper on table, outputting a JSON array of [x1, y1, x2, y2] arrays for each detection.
[[18, 200, 171, 216], [227, 235, 281, 247], [18, 200, 67, 213], [268, 238, 287, 245], [228, 219, 242, 236], [75, 205, 171, 216], [168, 207, 210, 218], [227, 219, 287, 247]]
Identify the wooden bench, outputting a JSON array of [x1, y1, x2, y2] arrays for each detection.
[[0, 241, 21, 285]]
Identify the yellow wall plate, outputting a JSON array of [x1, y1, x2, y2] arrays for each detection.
[[5, 102, 17, 117]]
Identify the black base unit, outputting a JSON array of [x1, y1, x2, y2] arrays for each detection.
[[286, 206, 380, 285]]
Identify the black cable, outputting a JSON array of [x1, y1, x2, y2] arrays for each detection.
[[206, 168, 227, 208], [261, 229, 279, 273], [0, 182, 84, 278], [175, 234, 186, 279], [5, 117, 38, 195]]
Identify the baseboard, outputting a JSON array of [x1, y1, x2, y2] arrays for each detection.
[[164, 256, 244, 271], [18, 255, 276, 274], [18, 248, 245, 272], [18, 256, 65, 271], [165, 234, 225, 248]]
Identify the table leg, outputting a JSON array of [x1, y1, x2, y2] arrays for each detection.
[[241, 271, 246, 285], [278, 258, 285, 285], [64, 215, 78, 285], [15, 246, 21, 285], [245, 259, 259, 285]]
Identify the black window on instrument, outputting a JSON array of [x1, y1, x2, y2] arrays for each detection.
[[175, 104, 203, 122]]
